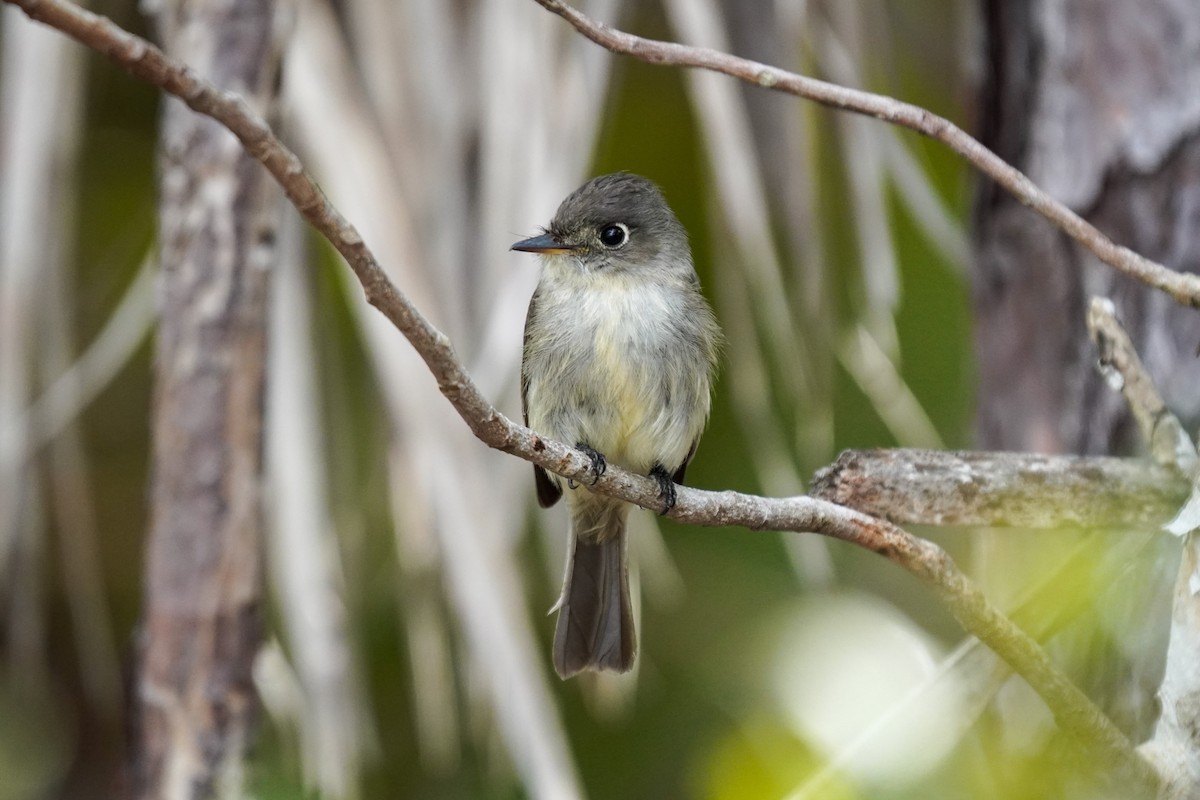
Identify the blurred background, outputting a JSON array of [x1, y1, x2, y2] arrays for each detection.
[[2, 0, 1193, 797]]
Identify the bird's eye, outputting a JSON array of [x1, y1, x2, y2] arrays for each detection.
[[599, 223, 629, 248]]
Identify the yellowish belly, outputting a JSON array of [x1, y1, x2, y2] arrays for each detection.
[[524, 274, 710, 478], [594, 331, 646, 457]]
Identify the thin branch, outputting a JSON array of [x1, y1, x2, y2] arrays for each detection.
[[1087, 297, 1199, 475], [528, 0, 1200, 310], [812, 449, 1189, 530], [0, 0, 1160, 789]]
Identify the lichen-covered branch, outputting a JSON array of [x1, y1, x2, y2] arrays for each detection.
[[812, 448, 1189, 529]]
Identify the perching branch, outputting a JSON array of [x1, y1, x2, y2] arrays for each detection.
[[0, 0, 1159, 790], [529, 0, 1200, 311]]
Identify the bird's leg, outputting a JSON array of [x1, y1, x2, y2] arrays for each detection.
[[649, 464, 677, 515], [569, 442, 607, 489]]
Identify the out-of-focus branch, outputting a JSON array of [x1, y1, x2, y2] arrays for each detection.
[[529, 0, 1200, 310], [812, 449, 1189, 530], [1087, 297, 1198, 474], [1087, 297, 1200, 797], [0, 0, 1160, 790]]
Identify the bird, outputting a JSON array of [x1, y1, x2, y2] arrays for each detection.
[[512, 172, 722, 678]]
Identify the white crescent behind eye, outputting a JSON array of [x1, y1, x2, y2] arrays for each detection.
[[598, 222, 630, 249]]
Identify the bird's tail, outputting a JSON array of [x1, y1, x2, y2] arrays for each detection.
[[553, 498, 635, 678]]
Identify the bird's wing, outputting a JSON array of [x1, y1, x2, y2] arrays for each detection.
[[522, 289, 563, 508]]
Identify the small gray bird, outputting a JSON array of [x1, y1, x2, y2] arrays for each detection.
[[512, 173, 722, 678]]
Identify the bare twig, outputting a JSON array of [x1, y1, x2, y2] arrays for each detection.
[[1087, 297, 1198, 475], [529, 0, 1200, 310], [0, 0, 1161, 789], [812, 449, 1189, 530]]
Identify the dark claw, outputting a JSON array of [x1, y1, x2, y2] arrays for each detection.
[[650, 464, 677, 515], [575, 442, 607, 486]]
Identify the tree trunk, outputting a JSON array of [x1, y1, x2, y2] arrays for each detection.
[[129, 0, 281, 795], [974, 0, 1200, 454], [973, 0, 1200, 755]]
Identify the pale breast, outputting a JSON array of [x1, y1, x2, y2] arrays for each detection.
[[524, 276, 712, 474]]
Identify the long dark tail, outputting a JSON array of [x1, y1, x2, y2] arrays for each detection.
[[553, 499, 636, 678]]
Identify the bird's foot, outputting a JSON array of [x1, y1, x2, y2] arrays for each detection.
[[569, 442, 607, 489], [650, 464, 677, 515]]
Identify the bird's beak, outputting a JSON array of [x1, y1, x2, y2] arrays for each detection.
[[510, 233, 581, 255]]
